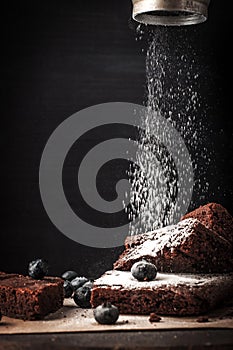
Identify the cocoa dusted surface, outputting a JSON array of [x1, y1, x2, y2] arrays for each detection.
[[0, 272, 64, 320]]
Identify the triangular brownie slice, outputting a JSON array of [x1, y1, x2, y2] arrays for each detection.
[[114, 218, 233, 273], [181, 203, 233, 247]]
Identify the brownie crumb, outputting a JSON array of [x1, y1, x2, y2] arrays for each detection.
[[149, 313, 161, 322], [196, 316, 209, 323]]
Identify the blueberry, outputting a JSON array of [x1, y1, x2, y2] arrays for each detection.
[[131, 260, 157, 281], [70, 276, 89, 290], [61, 270, 78, 281], [93, 302, 119, 325], [82, 280, 94, 289], [63, 280, 73, 298], [28, 258, 49, 279], [73, 286, 91, 308]]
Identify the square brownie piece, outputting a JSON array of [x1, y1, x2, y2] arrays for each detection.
[[91, 270, 233, 316], [0, 272, 64, 320]]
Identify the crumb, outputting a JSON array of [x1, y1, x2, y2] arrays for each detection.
[[196, 316, 209, 323], [123, 320, 129, 324], [63, 315, 67, 318], [149, 313, 161, 322]]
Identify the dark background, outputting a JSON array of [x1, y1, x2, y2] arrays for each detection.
[[1, 0, 232, 278]]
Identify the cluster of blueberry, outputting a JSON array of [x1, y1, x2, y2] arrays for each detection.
[[61, 270, 92, 308], [27, 258, 157, 325], [61, 270, 120, 324], [27, 258, 119, 324]]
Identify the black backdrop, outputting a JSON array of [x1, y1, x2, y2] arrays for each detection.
[[1, 0, 232, 278]]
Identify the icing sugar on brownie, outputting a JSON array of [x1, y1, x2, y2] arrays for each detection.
[[129, 218, 203, 252], [91, 270, 233, 316], [114, 218, 233, 273], [94, 269, 215, 289]]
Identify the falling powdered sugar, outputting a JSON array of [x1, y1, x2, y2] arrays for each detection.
[[127, 27, 211, 237]]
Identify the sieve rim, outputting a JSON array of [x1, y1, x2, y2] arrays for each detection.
[[134, 11, 207, 26], [132, 0, 210, 26]]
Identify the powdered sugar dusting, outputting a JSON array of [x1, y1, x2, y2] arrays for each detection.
[[125, 218, 200, 260], [93, 270, 225, 290], [127, 26, 212, 237]]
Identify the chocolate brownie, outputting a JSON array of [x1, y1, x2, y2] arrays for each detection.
[[181, 203, 233, 247], [113, 218, 233, 273], [91, 270, 233, 316], [0, 272, 64, 320]]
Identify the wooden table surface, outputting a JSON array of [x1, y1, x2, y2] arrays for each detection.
[[1, 298, 233, 349], [1, 329, 233, 350]]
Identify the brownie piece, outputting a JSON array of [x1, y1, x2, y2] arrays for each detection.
[[91, 270, 233, 316], [113, 218, 233, 273], [181, 203, 233, 247], [0, 272, 64, 320]]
